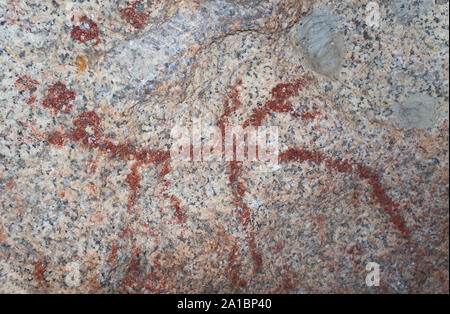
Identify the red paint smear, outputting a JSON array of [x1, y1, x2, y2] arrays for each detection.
[[228, 160, 262, 274], [279, 148, 411, 239], [15, 75, 39, 105], [70, 15, 100, 45], [119, 1, 148, 30], [229, 161, 250, 227], [159, 160, 171, 178], [116, 229, 161, 293], [243, 76, 314, 128], [14, 75, 38, 90], [347, 244, 362, 265], [279, 265, 297, 292], [27, 94, 37, 104], [217, 79, 243, 126], [278, 147, 325, 165], [33, 261, 46, 286], [357, 165, 410, 238], [42, 82, 75, 114], [217, 79, 243, 156], [6, 177, 15, 190], [109, 242, 119, 266], [125, 162, 142, 212], [247, 231, 262, 273], [47, 131, 65, 146], [170, 196, 187, 224]]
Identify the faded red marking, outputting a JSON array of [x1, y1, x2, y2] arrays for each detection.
[[278, 148, 325, 165], [247, 231, 262, 273], [5, 1, 35, 30], [228, 243, 247, 288], [15, 75, 39, 105], [217, 79, 243, 155], [243, 76, 315, 127], [108, 242, 119, 266], [228, 161, 263, 274], [170, 196, 187, 224], [70, 15, 100, 46], [159, 160, 171, 178], [217, 79, 243, 127], [279, 148, 411, 239], [6, 177, 15, 190], [281, 265, 296, 291], [229, 161, 250, 226], [33, 261, 46, 286], [42, 82, 75, 114], [15, 75, 38, 90], [27, 94, 37, 104], [271, 264, 298, 293], [119, 1, 149, 30], [270, 240, 284, 254], [116, 229, 161, 293], [347, 244, 362, 266], [9, 0, 21, 11], [126, 162, 142, 212], [156, 179, 189, 225]]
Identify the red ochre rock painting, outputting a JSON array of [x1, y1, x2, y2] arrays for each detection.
[[16, 73, 417, 292]]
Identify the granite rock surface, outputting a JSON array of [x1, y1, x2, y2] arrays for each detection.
[[0, 0, 448, 293]]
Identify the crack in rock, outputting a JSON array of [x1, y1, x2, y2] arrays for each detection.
[[98, 0, 312, 103]]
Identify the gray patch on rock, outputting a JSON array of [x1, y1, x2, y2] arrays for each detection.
[[293, 7, 345, 78], [390, 0, 434, 25], [392, 94, 440, 130]]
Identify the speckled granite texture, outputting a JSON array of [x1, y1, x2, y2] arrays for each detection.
[[0, 0, 448, 293]]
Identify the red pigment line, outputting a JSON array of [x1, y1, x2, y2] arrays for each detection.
[[155, 180, 187, 225], [44, 110, 171, 213], [108, 242, 119, 267], [229, 161, 250, 226], [217, 79, 243, 126], [70, 15, 100, 46], [125, 161, 142, 212], [228, 243, 247, 288], [228, 161, 262, 274], [119, 1, 149, 30], [222, 77, 316, 277], [217, 80, 264, 281], [170, 196, 187, 224], [43, 95, 180, 218], [217, 79, 243, 155], [243, 76, 315, 128], [278, 148, 411, 239], [42, 82, 75, 114]]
